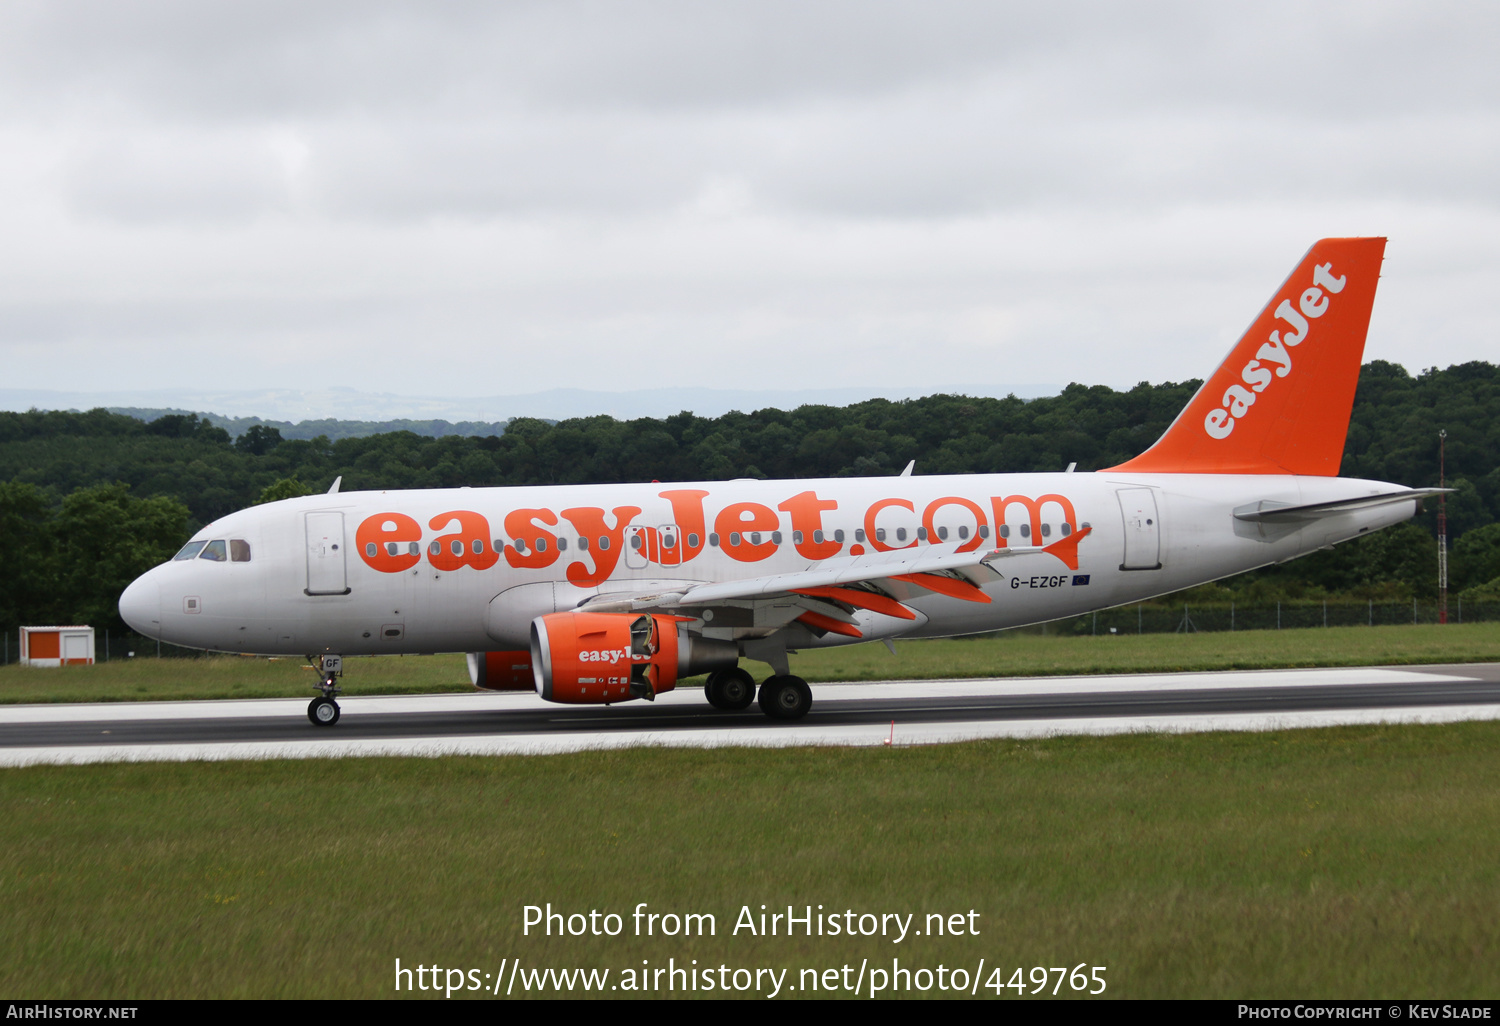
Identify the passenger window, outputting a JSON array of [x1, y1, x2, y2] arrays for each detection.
[[979, 525, 990, 539], [875, 528, 886, 542], [493, 538, 504, 552], [598, 537, 610, 550], [896, 528, 907, 542], [472, 539, 485, 554], [958, 525, 969, 540], [999, 525, 1010, 539], [793, 531, 804, 545], [385, 542, 399, 556], [1041, 523, 1051, 538], [580, 537, 590, 551], [409, 542, 421, 556], [557, 537, 568, 551], [917, 527, 928, 541], [1061, 523, 1072, 536], [771, 531, 781, 545], [451, 540, 464, 556], [174, 541, 208, 561], [729, 532, 741, 547], [536, 537, 548, 552], [751, 532, 763, 545], [230, 540, 251, 562], [854, 529, 865, 543], [366, 543, 378, 558], [687, 533, 700, 548], [937, 526, 948, 541], [709, 533, 720, 547], [199, 540, 227, 562], [834, 529, 844, 543], [430, 541, 441, 556], [812, 530, 824, 544], [1020, 524, 1031, 539]]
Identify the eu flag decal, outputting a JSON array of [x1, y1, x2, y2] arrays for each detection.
[[1072, 575, 1091, 586]]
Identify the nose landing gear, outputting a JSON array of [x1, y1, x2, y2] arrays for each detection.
[[307, 654, 343, 727]]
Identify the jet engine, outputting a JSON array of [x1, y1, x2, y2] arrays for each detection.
[[530, 611, 737, 704]]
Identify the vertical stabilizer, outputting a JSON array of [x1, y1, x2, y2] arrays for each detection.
[[1109, 237, 1386, 476]]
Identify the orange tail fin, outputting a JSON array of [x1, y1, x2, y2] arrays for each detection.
[[1109, 237, 1386, 476]]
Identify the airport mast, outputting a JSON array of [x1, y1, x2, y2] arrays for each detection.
[[1438, 429, 1448, 625]]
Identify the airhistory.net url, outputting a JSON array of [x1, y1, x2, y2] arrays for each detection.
[[394, 958, 1108, 998]]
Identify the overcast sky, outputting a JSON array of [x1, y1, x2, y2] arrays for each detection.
[[1, 1, 1495, 407]]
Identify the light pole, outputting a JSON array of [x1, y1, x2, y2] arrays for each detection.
[[1438, 429, 1448, 625]]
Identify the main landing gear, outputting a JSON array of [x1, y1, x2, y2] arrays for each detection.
[[704, 666, 813, 720], [705, 667, 757, 710], [757, 674, 813, 720], [307, 654, 342, 727]]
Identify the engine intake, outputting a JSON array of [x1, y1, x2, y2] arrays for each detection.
[[530, 611, 737, 704]]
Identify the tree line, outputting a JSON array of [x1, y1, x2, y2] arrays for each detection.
[[3, 360, 1498, 635]]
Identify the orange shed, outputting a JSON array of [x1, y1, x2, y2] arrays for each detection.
[[19, 626, 95, 667]]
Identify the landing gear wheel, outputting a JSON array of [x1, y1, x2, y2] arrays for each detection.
[[758, 675, 812, 721], [706, 667, 757, 711], [308, 696, 341, 726]]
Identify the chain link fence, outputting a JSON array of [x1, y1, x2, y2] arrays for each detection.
[[0, 628, 205, 666], [5, 600, 1499, 664], [1064, 599, 1500, 635]]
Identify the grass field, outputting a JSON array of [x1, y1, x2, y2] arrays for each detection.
[[2, 621, 1499, 705], [3, 722, 1499, 998]]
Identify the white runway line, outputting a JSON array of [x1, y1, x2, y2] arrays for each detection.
[[2, 703, 1498, 766], [0, 666, 1478, 724]]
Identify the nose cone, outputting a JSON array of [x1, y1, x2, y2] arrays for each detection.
[[119, 572, 161, 638]]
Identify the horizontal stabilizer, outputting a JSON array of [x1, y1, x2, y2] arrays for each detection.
[[1232, 488, 1448, 523]]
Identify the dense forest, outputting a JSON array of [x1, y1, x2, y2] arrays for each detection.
[[3, 359, 1500, 636]]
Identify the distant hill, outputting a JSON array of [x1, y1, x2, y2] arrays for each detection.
[[105, 409, 512, 441], [0, 382, 1060, 426]]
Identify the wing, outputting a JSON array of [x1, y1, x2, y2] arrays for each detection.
[[577, 528, 1093, 640]]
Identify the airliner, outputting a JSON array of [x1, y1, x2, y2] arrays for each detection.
[[119, 237, 1438, 726]]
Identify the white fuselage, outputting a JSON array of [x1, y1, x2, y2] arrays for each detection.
[[119, 471, 1416, 658]]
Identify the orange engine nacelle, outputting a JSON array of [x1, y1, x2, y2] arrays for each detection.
[[467, 650, 534, 691], [530, 611, 737, 704]]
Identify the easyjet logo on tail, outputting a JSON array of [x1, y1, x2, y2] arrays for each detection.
[[1204, 262, 1346, 441]]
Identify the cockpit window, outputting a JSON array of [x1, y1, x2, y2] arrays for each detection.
[[199, 539, 228, 562], [173, 541, 208, 561], [230, 539, 251, 562]]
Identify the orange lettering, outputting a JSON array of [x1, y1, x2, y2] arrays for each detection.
[[714, 502, 780, 562], [990, 494, 1079, 550], [863, 498, 916, 552], [504, 508, 561, 569], [355, 513, 422, 573], [923, 497, 989, 554], [428, 511, 500, 571], [658, 489, 710, 562], [778, 490, 841, 560], [560, 506, 643, 587]]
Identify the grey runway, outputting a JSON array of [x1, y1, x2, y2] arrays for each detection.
[[4, 663, 1497, 752]]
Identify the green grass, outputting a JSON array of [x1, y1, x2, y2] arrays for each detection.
[[789, 621, 1500, 681], [3, 622, 1499, 705], [4, 722, 1500, 998]]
